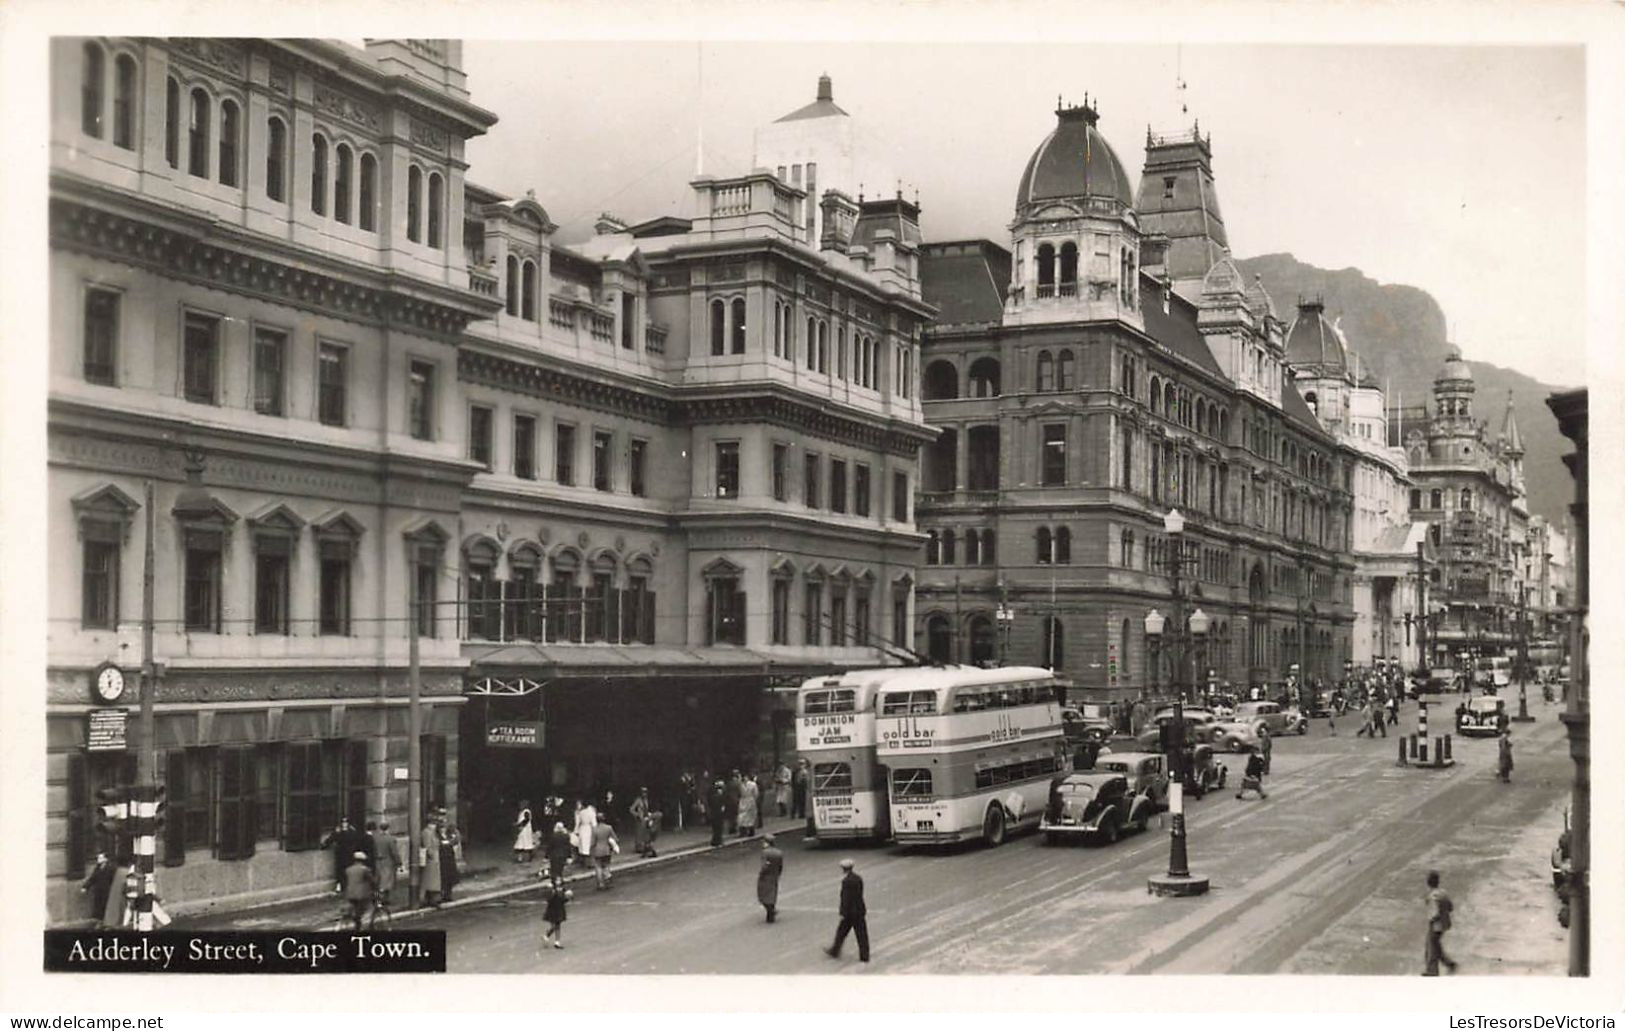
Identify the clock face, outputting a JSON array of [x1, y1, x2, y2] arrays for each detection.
[[93, 664, 126, 703]]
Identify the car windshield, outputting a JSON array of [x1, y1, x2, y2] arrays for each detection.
[[1059, 781, 1100, 796]]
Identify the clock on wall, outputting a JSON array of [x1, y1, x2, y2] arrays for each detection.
[[91, 662, 127, 705]]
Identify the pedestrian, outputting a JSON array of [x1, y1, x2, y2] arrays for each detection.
[[371, 819, 402, 911], [80, 851, 116, 927], [320, 816, 369, 893], [541, 885, 572, 950], [438, 810, 461, 902], [343, 850, 376, 931], [631, 786, 658, 857], [1356, 703, 1373, 738], [725, 772, 742, 835], [418, 812, 442, 908], [601, 788, 618, 827], [792, 759, 810, 820], [757, 833, 784, 923], [677, 770, 696, 832], [545, 821, 572, 888], [590, 813, 620, 890], [513, 800, 537, 863], [572, 797, 597, 869], [708, 779, 726, 847], [1235, 750, 1269, 800], [774, 762, 793, 818], [823, 858, 870, 963], [1423, 870, 1458, 975], [738, 772, 761, 837], [1387, 694, 1400, 726], [1498, 731, 1514, 784], [1258, 730, 1273, 775]]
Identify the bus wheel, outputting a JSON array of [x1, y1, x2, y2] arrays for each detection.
[[983, 805, 1007, 847]]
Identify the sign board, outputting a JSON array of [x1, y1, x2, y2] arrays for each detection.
[[486, 720, 544, 749], [87, 708, 128, 752]]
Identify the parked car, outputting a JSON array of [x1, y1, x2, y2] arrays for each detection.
[[1040, 771, 1157, 844], [1457, 695, 1505, 737], [1235, 700, 1307, 736], [1091, 751, 1171, 811]]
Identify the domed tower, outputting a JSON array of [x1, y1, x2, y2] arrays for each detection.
[[1005, 98, 1142, 331], [1427, 350, 1479, 461], [1284, 297, 1354, 431]]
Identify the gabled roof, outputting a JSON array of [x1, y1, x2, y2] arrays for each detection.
[[1282, 380, 1333, 440], [1138, 273, 1223, 378], [920, 240, 1010, 326]]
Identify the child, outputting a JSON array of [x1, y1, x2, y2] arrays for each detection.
[[542, 885, 572, 949], [343, 850, 376, 931]]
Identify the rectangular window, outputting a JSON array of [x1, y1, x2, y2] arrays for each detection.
[[892, 471, 909, 523], [891, 767, 934, 799], [216, 746, 256, 861], [466, 561, 500, 640], [555, 424, 576, 485], [183, 533, 222, 633], [830, 460, 848, 514], [253, 546, 290, 634], [854, 592, 871, 646], [182, 312, 218, 404], [252, 328, 286, 416], [803, 582, 823, 645], [469, 405, 493, 469], [892, 590, 908, 654], [630, 438, 647, 497], [253, 744, 280, 842], [771, 578, 790, 645], [81, 539, 119, 629], [813, 762, 853, 792], [319, 553, 351, 635], [588, 571, 613, 642], [414, 550, 439, 637], [1042, 424, 1067, 486], [804, 453, 821, 509], [513, 414, 537, 479], [408, 360, 435, 440], [317, 343, 347, 427], [854, 464, 871, 517], [706, 577, 745, 646], [715, 441, 740, 499], [282, 740, 342, 852], [593, 431, 613, 492], [771, 443, 789, 502], [83, 288, 119, 385], [830, 589, 847, 646]]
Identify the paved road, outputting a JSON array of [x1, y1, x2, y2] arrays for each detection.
[[432, 699, 1571, 975]]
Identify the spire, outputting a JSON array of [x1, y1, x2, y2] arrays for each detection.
[[817, 73, 832, 102], [1500, 389, 1525, 455]]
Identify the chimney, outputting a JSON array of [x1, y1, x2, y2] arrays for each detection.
[[594, 212, 629, 235], [819, 189, 859, 252], [817, 74, 833, 102]]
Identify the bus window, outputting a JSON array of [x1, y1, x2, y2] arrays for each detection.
[[804, 690, 831, 715], [882, 690, 937, 716], [891, 768, 934, 798], [828, 689, 856, 713], [813, 762, 853, 791]]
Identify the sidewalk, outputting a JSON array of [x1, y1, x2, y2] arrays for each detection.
[[171, 812, 811, 931]]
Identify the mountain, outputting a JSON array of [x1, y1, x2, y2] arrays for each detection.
[[1236, 253, 1574, 525]]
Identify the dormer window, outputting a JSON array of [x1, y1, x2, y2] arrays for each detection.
[[1163, 176, 1175, 200]]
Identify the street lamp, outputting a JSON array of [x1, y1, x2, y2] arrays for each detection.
[[1146, 509, 1210, 897], [995, 580, 1014, 667], [1513, 588, 1535, 722]]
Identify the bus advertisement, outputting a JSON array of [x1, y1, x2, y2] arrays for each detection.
[[795, 669, 898, 841], [875, 666, 1067, 847]]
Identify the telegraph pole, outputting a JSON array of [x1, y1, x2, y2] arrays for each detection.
[[407, 548, 423, 910], [139, 480, 156, 784]]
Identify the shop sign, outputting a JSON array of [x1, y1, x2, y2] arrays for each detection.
[[87, 708, 128, 752], [486, 720, 544, 749]]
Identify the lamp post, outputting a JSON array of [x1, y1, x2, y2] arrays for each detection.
[[1513, 588, 1534, 721], [1146, 509, 1210, 897], [995, 581, 1014, 668]]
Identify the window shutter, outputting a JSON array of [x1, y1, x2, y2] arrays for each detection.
[[642, 591, 656, 644], [65, 752, 87, 880], [163, 750, 187, 866], [731, 590, 747, 643], [316, 740, 342, 835]]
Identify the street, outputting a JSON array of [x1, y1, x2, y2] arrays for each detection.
[[432, 699, 1571, 975]]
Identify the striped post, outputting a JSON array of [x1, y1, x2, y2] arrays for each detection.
[[1418, 699, 1429, 740], [128, 785, 158, 932]]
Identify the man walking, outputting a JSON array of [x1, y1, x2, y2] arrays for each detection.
[[823, 858, 870, 963], [757, 833, 784, 923], [1235, 750, 1269, 800], [1423, 870, 1458, 975], [708, 779, 727, 848], [1498, 730, 1514, 784], [1258, 728, 1273, 775], [370, 819, 402, 912], [792, 759, 810, 820]]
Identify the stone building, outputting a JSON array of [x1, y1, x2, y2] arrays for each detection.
[[914, 106, 1356, 705]]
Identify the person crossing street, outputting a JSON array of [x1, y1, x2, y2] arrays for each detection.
[[1236, 750, 1269, 800], [823, 858, 870, 963], [1423, 870, 1458, 975], [756, 833, 784, 923]]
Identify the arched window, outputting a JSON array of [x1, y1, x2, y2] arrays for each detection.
[[218, 99, 239, 186], [923, 360, 958, 400], [925, 530, 941, 565], [164, 77, 179, 168], [970, 615, 996, 665], [81, 42, 105, 138], [112, 53, 137, 149], [1036, 350, 1054, 392], [1036, 526, 1052, 564], [1057, 350, 1075, 391], [1460, 488, 1473, 512], [732, 298, 748, 355], [1430, 489, 1442, 509], [1121, 427, 1134, 492], [427, 172, 444, 248], [1164, 386, 1177, 421], [1410, 488, 1421, 510], [941, 529, 957, 566], [505, 255, 520, 316], [814, 318, 826, 369], [1058, 242, 1078, 295], [1149, 378, 1162, 412], [332, 142, 351, 222], [1122, 618, 1133, 676], [358, 152, 376, 230], [406, 164, 422, 241], [837, 326, 848, 378], [265, 116, 287, 201], [1041, 616, 1064, 670], [521, 261, 537, 321], [1055, 526, 1071, 564], [310, 133, 327, 215], [1196, 398, 1207, 433], [711, 299, 727, 356], [969, 357, 1000, 397], [806, 317, 817, 370], [926, 615, 953, 664], [188, 88, 211, 178], [1037, 243, 1056, 297]]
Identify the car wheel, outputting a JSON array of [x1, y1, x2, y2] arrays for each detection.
[[1297, 722, 1307, 735], [1102, 814, 1120, 844], [1229, 739, 1247, 753], [983, 804, 1007, 847]]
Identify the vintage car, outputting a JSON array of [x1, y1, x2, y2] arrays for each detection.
[[1040, 771, 1157, 844], [1234, 700, 1308, 736], [1207, 718, 1265, 753], [1135, 707, 1220, 750], [1091, 751, 1171, 811], [1458, 695, 1506, 737], [1061, 704, 1114, 744], [1189, 743, 1229, 796]]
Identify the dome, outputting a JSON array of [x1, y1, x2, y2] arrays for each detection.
[[1435, 351, 1474, 386], [1285, 299, 1348, 371], [1014, 102, 1134, 213]]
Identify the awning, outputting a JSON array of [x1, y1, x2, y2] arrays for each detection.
[[462, 642, 895, 685]]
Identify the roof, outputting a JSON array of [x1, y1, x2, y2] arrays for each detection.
[[920, 240, 1010, 325], [1499, 390, 1524, 453], [1139, 273, 1224, 378], [1285, 300, 1349, 372], [774, 74, 849, 122], [850, 197, 923, 251], [1436, 351, 1474, 385], [1015, 103, 1134, 211], [1282, 381, 1333, 440]]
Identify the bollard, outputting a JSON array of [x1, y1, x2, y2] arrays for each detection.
[[1418, 739, 1428, 764], [1398, 736, 1409, 766], [1443, 734, 1453, 761], [1434, 736, 1444, 764], [1409, 734, 1419, 760]]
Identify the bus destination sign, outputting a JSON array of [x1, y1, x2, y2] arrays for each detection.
[[800, 712, 856, 747]]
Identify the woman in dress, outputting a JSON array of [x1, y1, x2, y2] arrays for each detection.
[[572, 797, 597, 869], [738, 774, 760, 837], [513, 800, 537, 863], [437, 810, 461, 902], [418, 813, 442, 908]]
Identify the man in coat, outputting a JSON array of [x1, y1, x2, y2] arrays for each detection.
[[80, 851, 116, 927], [792, 759, 810, 820], [321, 816, 372, 891], [418, 812, 443, 908], [724, 771, 742, 836], [370, 819, 402, 909], [1498, 730, 1515, 784], [756, 833, 784, 923], [823, 858, 870, 962]]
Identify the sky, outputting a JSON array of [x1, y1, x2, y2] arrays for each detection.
[[461, 40, 1586, 388]]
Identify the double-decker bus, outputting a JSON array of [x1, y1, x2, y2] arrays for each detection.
[[874, 666, 1067, 846], [795, 669, 899, 841]]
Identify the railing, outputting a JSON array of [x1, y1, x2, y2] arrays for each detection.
[[712, 184, 751, 216], [589, 312, 614, 343], [645, 324, 667, 354], [1058, 281, 1078, 298], [467, 265, 498, 298], [1036, 283, 1055, 299], [549, 300, 574, 330]]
